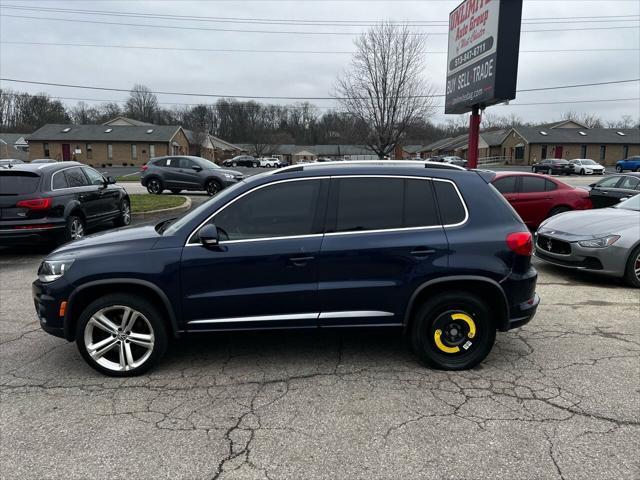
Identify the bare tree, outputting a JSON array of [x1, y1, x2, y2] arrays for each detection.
[[126, 84, 158, 123], [334, 23, 435, 158]]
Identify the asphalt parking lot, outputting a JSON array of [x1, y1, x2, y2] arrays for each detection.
[[1, 206, 639, 479]]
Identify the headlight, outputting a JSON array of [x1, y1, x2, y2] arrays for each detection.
[[578, 235, 620, 248], [223, 173, 235, 179], [38, 259, 74, 282]]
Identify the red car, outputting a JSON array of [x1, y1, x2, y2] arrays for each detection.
[[491, 172, 592, 228]]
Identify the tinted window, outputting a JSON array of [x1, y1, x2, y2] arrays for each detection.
[[521, 176, 547, 193], [178, 158, 195, 169], [64, 167, 89, 187], [597, 176, 622, 188], [493, 176, 517, 194], [152, 158, 168, 167], [83, 168, 105, 186], [51, 171, 68, 190], [545, 180, 557, 191], [433, 181, 466, 225], [0, 172, 40, 194], [404, 179, 439, 228], [213, 179, 320, 241], [333, 178, 404, 232], [619, 176, 640, 190]]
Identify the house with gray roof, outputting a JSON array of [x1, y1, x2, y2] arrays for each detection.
[[0, 133, 30, 161]]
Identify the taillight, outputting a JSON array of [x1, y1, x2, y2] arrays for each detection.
[[506, 232, 533, 256], [16, 198, 52, 210], [140, 165, 148, 172]]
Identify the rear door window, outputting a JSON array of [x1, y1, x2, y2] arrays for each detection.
[[520, 176, 547, 193], [0, 172, 41, 194], [64, 167, 90, 187], [83, 168, 105, 186], [492, 176, 518, 194], [596, 176, 622, 188], [433, 181, 466, 225], [619, 176, 640, 190]]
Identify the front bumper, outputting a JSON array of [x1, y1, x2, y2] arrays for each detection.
[[32, 278, 73, 340]]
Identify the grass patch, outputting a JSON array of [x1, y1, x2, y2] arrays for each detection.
[[129, 194, 186, 213], [115, 175, 141, 182]]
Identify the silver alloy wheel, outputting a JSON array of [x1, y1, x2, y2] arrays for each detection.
[[635, 253, 640, 282], [206, 180, 219, 196], [121, 201, 131, 225], [148, 179, 161, 194], [84, 305, 155, 372], [70, 218, 84, 240]]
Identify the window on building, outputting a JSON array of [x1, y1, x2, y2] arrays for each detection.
[[150, 144, 155, 158], [541, 145, 547, 159], [43, 143, 50, 157], [107, 144, 113, 160], [131, 144, 137, 160], [85, 143, 93, 160], [623, 145, 629, 159], [580, 145, 587, 158], [600, 145, 606, 161], [514, 146, 524, 160]]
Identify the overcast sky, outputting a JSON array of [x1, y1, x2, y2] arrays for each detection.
[[1, 0, 639, 126]]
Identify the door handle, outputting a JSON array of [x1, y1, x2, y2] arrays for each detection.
[[410, 248, 436, 258], [288, 256, 314, 267]]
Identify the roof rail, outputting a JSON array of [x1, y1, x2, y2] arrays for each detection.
[[271, 159, 465, 174]]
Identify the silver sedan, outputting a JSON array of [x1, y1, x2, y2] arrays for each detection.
[[535, 194, 640, 287]]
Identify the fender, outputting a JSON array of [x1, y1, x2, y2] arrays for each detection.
[[64, 278, 181, 340], [63, 199, 83, 218], [403, 275, 509, 330]]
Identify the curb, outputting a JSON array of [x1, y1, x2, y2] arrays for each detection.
[[131, 196, 192, 219]]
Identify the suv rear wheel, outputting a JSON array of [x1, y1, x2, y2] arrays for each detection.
[[76, 293, 168, 377], [63, 214, 85, 243], [114, 199, 131, 227], [410, 291, 496, 370]]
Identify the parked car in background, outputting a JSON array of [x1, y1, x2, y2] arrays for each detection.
[[531, 159, 574, 175], [222, 155, 259, 168], [569, 159, 605, 175], [441, 156, 468, 168], [33, 161, 538, 376], [616, 156, 640, 173], [0, 161, 130, 245], [316, 157, 332, 162], [0, 159, 24, 167], [140, 156, 244, 196], [259, 157, 282, 168], [588, 173, 640, 208], [491, 172, 592, 228], [536, 194, 640, 287], [30, 159, 58, 164]]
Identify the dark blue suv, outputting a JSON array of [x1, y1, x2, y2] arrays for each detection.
[[33, 162, 539, 376]]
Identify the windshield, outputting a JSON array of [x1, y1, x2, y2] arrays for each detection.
[[615, 194, 640, 211], [581, 159, 597, 165], [163, 180, 246, 235]]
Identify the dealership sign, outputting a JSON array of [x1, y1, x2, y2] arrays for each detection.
[[445, 0, 523, 114]]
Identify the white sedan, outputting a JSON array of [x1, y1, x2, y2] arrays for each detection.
[[570, 159, 606, 175]]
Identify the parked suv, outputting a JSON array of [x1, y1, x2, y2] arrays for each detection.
[[0, 161, 130, 245], [140, 156, 244, 196], [33, 161, 539, 376], [616, 156, 640, 173]]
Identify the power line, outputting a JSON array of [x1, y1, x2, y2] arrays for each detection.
[[1, 4, 638, 27], [2, 14, 639, 35], [2, 41, 639, 55], [2, 77, 638, 101]]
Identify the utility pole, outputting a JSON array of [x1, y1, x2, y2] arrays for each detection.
[[467, 105, 481, 169]]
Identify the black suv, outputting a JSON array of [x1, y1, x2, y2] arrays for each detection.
[[140, 156, 244, 196], [0, 161, 130, 245], [33, 161, 539, 376]]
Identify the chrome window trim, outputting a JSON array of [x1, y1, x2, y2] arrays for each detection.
[[50, 166, 93, 191], [188, 310, 395, 325], [318, 311, 394, 319], [184, 174, 468, 247]]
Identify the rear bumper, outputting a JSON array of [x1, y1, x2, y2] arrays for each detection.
[[506, 293, 540, 330], [500, 265, 539, 331], [0, 225, 64, 245]]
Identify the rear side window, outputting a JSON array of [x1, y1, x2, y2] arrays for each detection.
[[330, 177, 440, 232], [619, 176, 640, 190], [545, 180, 557, 191], [596, 176, 621, 188], [52, 171, 68, 189], [521, 176, 547, 193], [212, 179, 321, 241], [0, 172, 40, 194], [152, 158, 168, 167], [64, 167, 89, 187], [433, 181, 466, 225], [493, 176, 517, 194]]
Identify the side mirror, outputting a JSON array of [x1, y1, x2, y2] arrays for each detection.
[[106, 176, 116, 185], [589, 183, 596, 188], [192, 165, 203, 172], [199, 224, 219, 248]]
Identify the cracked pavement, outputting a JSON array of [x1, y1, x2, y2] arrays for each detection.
[[1, 249, 639, 479]]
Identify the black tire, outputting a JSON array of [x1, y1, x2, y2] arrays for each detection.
[[62, 214, 85, 244], [616, 166, 623, 173], [205, 179, 222, 196], [580, 169, 585, 176], [624, 245, 640, 288], [548, 206, 571, 218], [146, 177, 163, 195], [170, 189, 182, 194], [75, 293, 168, 377], [252, 162, 258, 168], [114, 199, 131, 227], [410, 291, 496, 370], [532, 167, 537, 173], [231, 161, 237, 167]]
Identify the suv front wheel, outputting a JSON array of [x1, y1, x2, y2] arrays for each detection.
[[146, 178, 163, 194], [76, 293, 168, 376], [410, 291, 496, 370]]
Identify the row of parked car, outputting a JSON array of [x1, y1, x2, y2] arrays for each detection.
[[531, 156, 640, 175]]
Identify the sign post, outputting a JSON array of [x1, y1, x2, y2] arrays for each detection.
[[445, 0, 523, 169]]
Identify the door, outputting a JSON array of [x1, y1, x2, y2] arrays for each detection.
[[175, 157, 202, 188], [590, 176, 623, 208], [83, 167, 120, 222], [181, 178, 328, 331], [62, 144, 71, 161], [511, 175, 553, 227], [317, 176, 449, 326], [61, 167, 102, 226], [554, 146, 563, 159]]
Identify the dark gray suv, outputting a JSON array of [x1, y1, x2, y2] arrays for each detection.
[[140, 156, 244, 196]]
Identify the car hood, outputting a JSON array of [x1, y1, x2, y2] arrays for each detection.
[[214, 168, 243, 177], [49, 225, 161, 260], [538, 208, 639, 240]]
